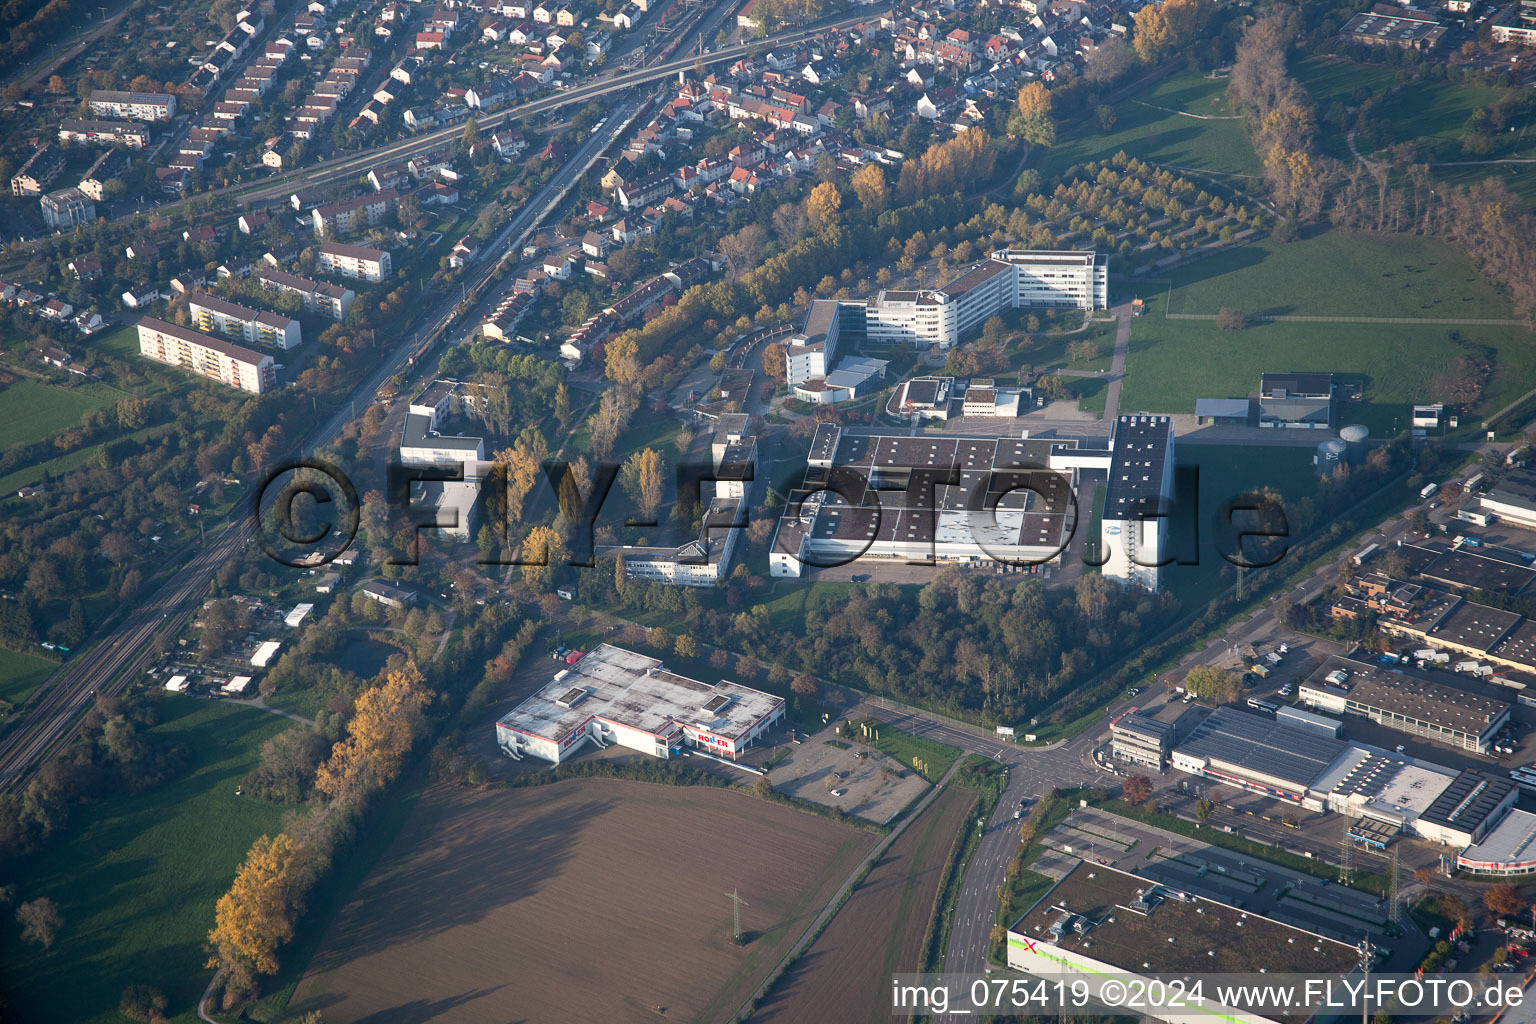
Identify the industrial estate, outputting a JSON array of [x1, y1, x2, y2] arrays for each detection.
[[7, 0, 1536, 1020]]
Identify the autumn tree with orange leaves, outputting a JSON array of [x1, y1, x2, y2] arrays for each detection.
[[314, 662, 435, 800], [207, 833, 306, 975]]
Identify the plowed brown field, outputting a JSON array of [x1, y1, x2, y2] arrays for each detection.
[[287, 779, 875, 1024]]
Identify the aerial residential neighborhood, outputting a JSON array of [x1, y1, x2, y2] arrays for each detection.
[[5, 0, 1536, 1019]]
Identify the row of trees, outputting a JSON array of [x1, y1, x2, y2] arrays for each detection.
[[207, 662, 436, 1005]]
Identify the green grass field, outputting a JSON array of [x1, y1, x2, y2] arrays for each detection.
[[1121, 231, 1536, 432], [1035, 70, 1261, 180], [1160, 231, 1516, 319], [1, 698, 291, 1024], [1122, 304, 1536, 435], [0, 647, 57, 714], [856, 719, 961, 782], [1025, 321, 1116, 373], [1295, 56, 1509, 162], [0, 378, 116, 449]]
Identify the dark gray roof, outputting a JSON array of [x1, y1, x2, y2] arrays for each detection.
[[400, 412, 483, 452], [1419, 770, 1516, 833], [1175, 706, 1348, 791], [1261, 372, 1334, 398], [1103, 414, 1172, 519]]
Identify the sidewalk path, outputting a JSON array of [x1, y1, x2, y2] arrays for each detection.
[[1101, 303, 1133, 423]]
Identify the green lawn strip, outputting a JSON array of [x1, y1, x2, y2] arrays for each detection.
[[919, 764, 994, 971], [1161, 231, 1515, 319], [1155, 443, 1321, 608], [0, 421, 176, 495], [0, 378, 116, 448], [1091, 797, 1389, 897], [1294, 56, 1508, 162], [0, 647, 60, 714], [240, 776, 427, 1022], [0, 699, 292, 1024]]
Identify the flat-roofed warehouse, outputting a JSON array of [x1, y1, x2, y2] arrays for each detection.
[[1008, 863, 1357, 1024], [1481, 468, 1536, 529], [1170, 706, 1349, 806], [1418, 547, 1536, 595], [1298, 656, 1510, 753], [496, 644, 784, 764], [1415, 769, 1517, 847]]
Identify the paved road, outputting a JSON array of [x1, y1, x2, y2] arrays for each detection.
[[841, 697, 1130, 976], [1100, 302, 1133, 423]]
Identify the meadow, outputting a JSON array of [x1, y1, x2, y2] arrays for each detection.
[[1, 698, 291, 1024], [1035, 70, 1261, 180], [0, 647, 58, 713], [1120, 305, 1536, 435], [1158, 230, 1516, 319], [0, 377, 116, 449]]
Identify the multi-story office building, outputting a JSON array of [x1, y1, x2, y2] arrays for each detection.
[[188, 292, 303, 350], [864, 250, 1107, 350], [135, 317, 276, 394], [786, 299, 844, 388], [317, 241, 392, 281], [88, 90, 177, 121], [1099, 414, 1175, 592]]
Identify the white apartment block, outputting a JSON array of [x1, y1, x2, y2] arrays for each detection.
[[88, 90, 177, 121], [188, 292, 303, 350], [1099, 414, 1175, 593], [311, 187, 398, 237], [255, 268, 355, 320], [58, 118, 150, 148], [136, 316, 276, 394], [317, 241, 392, 281], [866, 250, 1107, 350], [40, 187, 96, 231]]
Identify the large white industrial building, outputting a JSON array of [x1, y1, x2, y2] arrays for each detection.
[[768, 415, 1175, 590], [1151, 703, 1517, 848], [769, 424, 1085, 576], [496, 644, 785, 764], [1008, 863, 1358, 1024]]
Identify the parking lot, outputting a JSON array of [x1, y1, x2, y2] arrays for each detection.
[[765, 721, 929, 824]]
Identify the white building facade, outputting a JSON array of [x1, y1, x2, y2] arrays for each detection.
[[136, 316, 276, 394]]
